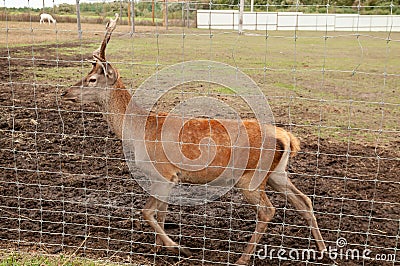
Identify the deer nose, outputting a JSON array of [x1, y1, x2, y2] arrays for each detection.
[[61, 90, 77, 102]]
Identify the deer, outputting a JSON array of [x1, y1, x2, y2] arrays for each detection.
[[40, 13, 56, 25], [62, 15, 327, 265]]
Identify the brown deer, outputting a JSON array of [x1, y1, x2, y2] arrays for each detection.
[[62, 15, 326, 265]]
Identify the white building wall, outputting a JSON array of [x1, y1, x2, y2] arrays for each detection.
[[197, 10, 400, 32]]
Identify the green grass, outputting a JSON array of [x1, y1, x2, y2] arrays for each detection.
[[4, 23, 400, 145], [0, 251, 128, 266], [34, 66, 80, 82]]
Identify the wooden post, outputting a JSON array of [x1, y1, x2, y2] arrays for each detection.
[[238, 0, 244, 34], [182, 2, 184, 27], [128, 1, 131, 26], [194, 4, 197, 28], [152, 0, 155, 25], [186, 1, 189, 27], [119, 0, 123, 24], [129, 0, 135, 33], [163, 0, 168, 29], [76, 0, 82, 39]]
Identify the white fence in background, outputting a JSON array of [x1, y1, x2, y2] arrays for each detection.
[[197, 10, 400, 31]]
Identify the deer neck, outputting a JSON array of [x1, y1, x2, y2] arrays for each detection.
[[102, 79, 145, 139]]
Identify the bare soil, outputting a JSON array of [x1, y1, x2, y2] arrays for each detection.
[[0, 43, 399, 266]]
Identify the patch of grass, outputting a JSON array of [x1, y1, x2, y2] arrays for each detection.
[[275, 82, 294, 90], [0, 251, 129, 266], [209, 86, 236, 95], [4, 23, 399, 145], [34, 66, 79, 82]]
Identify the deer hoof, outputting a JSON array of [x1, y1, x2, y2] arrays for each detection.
[[166, 244, 192, 257], [152, 236, 163, 252], [178, 246, 192, 257], [152, 244, 163, 253], [235, 257, 248, 265]]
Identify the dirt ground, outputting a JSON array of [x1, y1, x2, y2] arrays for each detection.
[[0, 43, 399, 266]]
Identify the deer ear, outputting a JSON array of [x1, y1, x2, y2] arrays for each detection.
[[98, 60, 116, 79], [105, 65, 115, 79]]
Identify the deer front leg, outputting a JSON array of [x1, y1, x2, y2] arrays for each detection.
[[142, 196, 192, 257], [154, 200, 168, 252]]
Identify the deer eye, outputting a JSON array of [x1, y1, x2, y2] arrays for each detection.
[[88, 77, 97, 83]]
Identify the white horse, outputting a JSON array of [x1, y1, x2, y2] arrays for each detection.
[[40, 13, 56, 24]]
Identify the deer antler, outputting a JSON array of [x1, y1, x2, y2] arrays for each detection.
[[93, 13, 119, 61]]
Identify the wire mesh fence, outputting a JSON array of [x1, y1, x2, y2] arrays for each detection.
[[0, 0, 399, 265]]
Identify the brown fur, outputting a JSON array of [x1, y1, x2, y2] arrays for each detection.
[[63, 20, 326, 265], [138, 112, 296, 184]]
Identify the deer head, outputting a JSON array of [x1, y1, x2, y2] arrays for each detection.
[[63, 14, 121, 105]]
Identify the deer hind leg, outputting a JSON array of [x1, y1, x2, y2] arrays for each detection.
[[235, 176, 276, 265], [267, 166, 326, 252]]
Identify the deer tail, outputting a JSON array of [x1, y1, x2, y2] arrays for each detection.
[[288, 131, 300, 157]]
